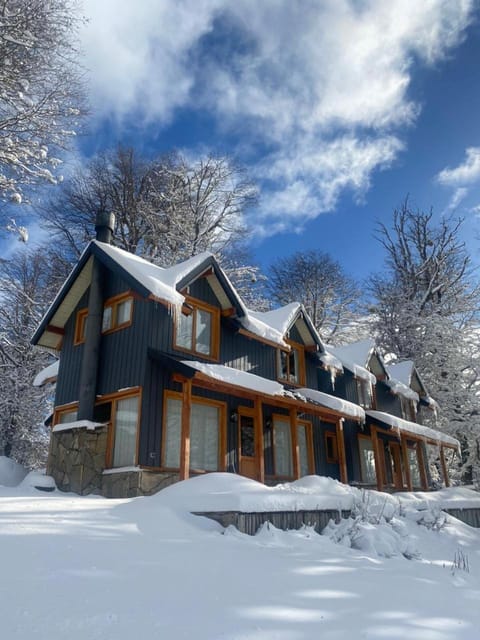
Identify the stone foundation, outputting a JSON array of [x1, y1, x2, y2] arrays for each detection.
[[47, 427, 180, 497]]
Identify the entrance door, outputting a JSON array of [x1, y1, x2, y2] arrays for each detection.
[[389, 442, 404, 490], [238, 409, 257, 480]]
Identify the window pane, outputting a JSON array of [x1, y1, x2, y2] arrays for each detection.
[[278, 350, 288, 380], [289, 350, 298, 383], [359, 438, 376, 483], [102, 306, 113, 332], [176, 311, 193, 350], [113, 396, 139, 468], [274, 418, 293, 476], [58, 409, 78, 424], [164, 397, 182, 468], [408, 447, 421, 487], [117, 298, 132, 325], [240, 416, 255, 457], [195, 309, 212, 355], [297, 424, 309, 477], [190, 402, 219, 471]]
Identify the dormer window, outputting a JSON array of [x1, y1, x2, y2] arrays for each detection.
[[356, 378, 373, 409], [74, 293, 133, 345], [174, 297, 219, 360], [277, 341, 305, 386]]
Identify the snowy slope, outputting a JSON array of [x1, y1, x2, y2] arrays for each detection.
[[0, 473, 479, 639]]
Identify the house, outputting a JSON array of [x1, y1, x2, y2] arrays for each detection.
[[31, 216, 459, 497]]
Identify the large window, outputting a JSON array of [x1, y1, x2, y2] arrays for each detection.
[[112, 395, 140, 468], [162, 392, 225, 471], [359, 436, 376, 483], [297, 421, 313, 477], [401, 396, 416, 422], [277, 341, 305, 386], [407, 446, 422, 487], [174, 298, 219, 359], [272, 416, 293, 477]]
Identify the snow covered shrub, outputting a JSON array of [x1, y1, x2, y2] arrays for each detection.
[[450, 549, 470, 575]]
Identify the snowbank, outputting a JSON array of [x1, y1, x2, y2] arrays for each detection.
[[397, 486, 480, 511], [0, 456, 28, 487]]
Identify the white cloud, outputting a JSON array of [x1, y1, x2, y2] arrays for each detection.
[[444, 187, 468, 212], [437, 147, 480, 186], [79, 0, 474, 233]]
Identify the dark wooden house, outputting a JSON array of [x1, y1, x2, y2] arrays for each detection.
[[32, 225, 459, 497]]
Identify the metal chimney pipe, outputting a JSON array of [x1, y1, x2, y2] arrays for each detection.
[[95, 211, 115, 244]]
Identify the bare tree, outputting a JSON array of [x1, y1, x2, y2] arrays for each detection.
[[370, 198, 480, 482], [0, 0, 85, 203], [40, 147, 257, 265], [267, 250, 361, 343]]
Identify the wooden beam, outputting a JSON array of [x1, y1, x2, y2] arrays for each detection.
[[440, 445, 450, 488], [417, 443, 429, 491], [290, 408, 300, 479], [335, 419, 348, 484], [370, 426, 383, 491], [179, 378, 192, 481], [46, 324, 65, 336], [254, 398, 265, 484], [401, 434, 412, 491]]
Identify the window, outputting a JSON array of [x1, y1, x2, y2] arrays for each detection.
[[111, 395, 140, 468], [401, 396, 416, 422], [174, 298, 219, 359], [162, 392, 225, 471], [277, 341, 305, 385], [359, 436, 376, 483], [56, 407, 78, 424], [407, 446, 422, 487], [356, 378, 373, 408], [325, 431, 339, 464], [74, 293, 133, 345], [297, 421, 313, 477], [272, 416, 293, 477]]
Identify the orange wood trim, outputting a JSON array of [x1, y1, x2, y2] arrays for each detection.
[[325, 431, 339, 464], [254, 398, 265, 483], [179, 378, 192, 481], [74, 308, 88, 345], [290, 408, 300, 479], [102, 292, 134, 335], [401, 434, 413, 491], [276, 339, 306, 386], [370, 426, 383, 491], [336, 419, 348, 484], [440, 445, 450, 488], [389, 442, 404, 490], [221, 307, 236, 317]]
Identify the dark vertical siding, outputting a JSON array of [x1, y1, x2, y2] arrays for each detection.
[[221, 328, 276, 379], [311, 418, 340, 480], [343, 419, 361, 482], [376, 381, 402, 417], [188, 277, 218, 306]]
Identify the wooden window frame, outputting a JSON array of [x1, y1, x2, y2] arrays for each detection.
[[276, 340, 306, 387], [161, 390, 226, 473], [358, 434, 377, 484], [325, 431, 339, 464], [53, 388, 142, 470], [74, 292, 134, 346], [297, 418, 314, 476], [173, 296, 220, 361]]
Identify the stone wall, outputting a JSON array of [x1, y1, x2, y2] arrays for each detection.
[[47, 426, 108, 495], [48, 427, 179, 497]]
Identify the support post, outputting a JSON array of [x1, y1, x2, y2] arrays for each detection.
[[440, 445, 450, 488], [290, 408, 300, 479], [254, 398, 265, 484], [335, 419, 348, 484], [401, 435, 413, 491], [179, 378, 192, 481], [417, 442, 429, 491], [370, 426, 383, 491]]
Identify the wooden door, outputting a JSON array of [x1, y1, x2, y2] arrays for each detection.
[[238, 410, 257, 480], [389, 442, 404, 490]]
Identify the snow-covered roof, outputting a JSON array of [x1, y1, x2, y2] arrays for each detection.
[[366, 410, 459, 450], [384, 379, 419, 403], [386, 361, 413, 387], [52, 420, 105, 433], [183, 361, 364, 420], [33, 359, 59, 387], [326, 343, 376, 385], [329, 338, 376, 368], [296, 388, 365, 421]]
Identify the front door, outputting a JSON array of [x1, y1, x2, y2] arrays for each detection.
[[238, 409, 257, 480], [389, 442, 404, 490]]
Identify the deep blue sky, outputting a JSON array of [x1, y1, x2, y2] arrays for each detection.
[[7, 2, 480, 283]]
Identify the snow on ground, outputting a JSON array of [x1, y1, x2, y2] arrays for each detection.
[[1, 471, 480, 639]]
